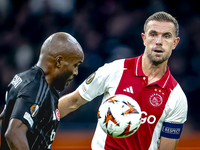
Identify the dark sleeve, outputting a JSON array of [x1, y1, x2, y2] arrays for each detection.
[[10, 80, 44, 132], [10, 96, 39, 132]]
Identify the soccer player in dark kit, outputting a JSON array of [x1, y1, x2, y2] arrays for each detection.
[[0, 32, 84, 150]]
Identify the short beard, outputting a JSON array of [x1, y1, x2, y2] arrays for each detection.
[[146, 50, 172, 66], [52, 75, 66, 92]]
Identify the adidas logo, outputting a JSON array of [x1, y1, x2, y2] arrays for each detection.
[[123, 86, 134, 94]]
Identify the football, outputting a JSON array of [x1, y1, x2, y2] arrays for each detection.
[[97, 94, 141, 138]]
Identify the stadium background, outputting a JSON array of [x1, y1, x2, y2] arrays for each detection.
[[0, 0, 199, 149]]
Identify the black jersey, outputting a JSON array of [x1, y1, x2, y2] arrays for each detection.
[[1, 66, 60, 150]]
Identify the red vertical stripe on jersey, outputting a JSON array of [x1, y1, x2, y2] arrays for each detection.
[[104, 57, 177, 150]]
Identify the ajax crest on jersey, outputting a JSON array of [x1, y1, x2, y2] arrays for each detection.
[[97, 94, 141, 138]]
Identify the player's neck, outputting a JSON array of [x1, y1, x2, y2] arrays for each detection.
[[36, 58, 53, 87], [141, 54, 167, 85]]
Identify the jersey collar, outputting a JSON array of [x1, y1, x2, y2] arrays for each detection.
[[135, 55, 171, 89]]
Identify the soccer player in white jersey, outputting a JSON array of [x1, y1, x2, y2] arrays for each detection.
[[59, 11, 188, 150]]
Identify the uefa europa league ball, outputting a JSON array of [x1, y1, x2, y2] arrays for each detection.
[[97, 94, 141, 138]]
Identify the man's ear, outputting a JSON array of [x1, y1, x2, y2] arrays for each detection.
[[173, 37, 180, 50], [55, 55, 63, 68], [141, 33, 146, 46]]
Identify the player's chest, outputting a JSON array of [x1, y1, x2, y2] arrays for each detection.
[[48, 97, 60, 123], [107, 70, 170, 120], [39, 95, 60, 125]]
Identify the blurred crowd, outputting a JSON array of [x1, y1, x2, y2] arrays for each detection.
[[0, 0, 200, 129]]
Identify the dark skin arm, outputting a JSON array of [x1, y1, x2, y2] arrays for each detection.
[[5, 118, 29, 150], [0, 107, 5, 127]]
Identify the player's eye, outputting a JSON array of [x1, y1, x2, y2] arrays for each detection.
[[164, 35, 169, 38], [163, 33, 171, 38], [74, 63, 80, 68], [149, 32, 157, 37]]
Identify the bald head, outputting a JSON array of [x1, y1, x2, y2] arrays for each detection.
[[37, 32, 84, 91], [40, 32, 83, 59]]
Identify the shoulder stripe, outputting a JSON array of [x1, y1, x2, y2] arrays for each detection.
[[35, 79, 44, 103], [35, 78, 49, 104], [135, 56, 140, 76], [162, 73, 170, 88], [39, 87, 49, 106]]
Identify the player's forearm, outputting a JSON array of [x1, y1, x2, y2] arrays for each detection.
[[159, 136, 179, 150], [59, 89, 88, 118], [59, 94, 77, 118]]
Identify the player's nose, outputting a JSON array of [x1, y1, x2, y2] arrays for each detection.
[[156, 35, 163, 46], [73, 67, 78, 76]]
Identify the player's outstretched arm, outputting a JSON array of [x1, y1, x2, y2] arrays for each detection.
[[58, 89, 88, 118], [5, 118, 29, 150], [159, 136, 179, 150]]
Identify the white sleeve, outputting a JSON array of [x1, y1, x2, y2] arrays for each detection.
[[164, 84, 188, 124], [78, 59, 125, 102]]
